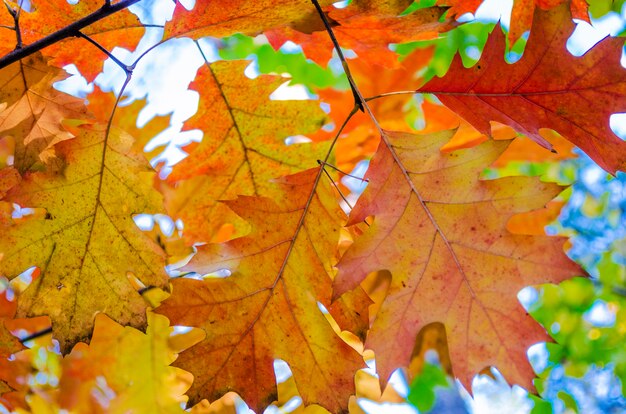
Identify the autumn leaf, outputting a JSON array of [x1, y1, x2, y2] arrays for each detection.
[[0, 11, 14, 58], [266, 1, 450, 68], [439, 0, 588, 44], [311, 48, 436, 174], [419, 3, 626, 174], [0, 167, 19, 199], [417, 99, 517, 152], [0, 281, 26, 399], [0, 276, 52, 412], [57, 312, 198, 413], [0, 122, 168, 352], [0, 0, 618, 410], [3, 312, 201, 413], [86, 86, 172, 160], [436, 0, 483, 17], [509, 0, 589, 45], [333, 130, 581, 390], [493, 130, 575, 167], [0, 54, 90, 172], [164, 0, 334, 41], [157, 168, 367, 413], [164, 56, 328, 243]]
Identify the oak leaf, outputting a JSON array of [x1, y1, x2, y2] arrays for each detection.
[[164, 58, 328, 243], [0, 168, 16, 227], [439, 0, 588, 44], [0, 283, 26, 401], [0, 54, 90, 172], [508, 0, 589, 45], [57, 313, 197, 413], [0, 123, 168, 352], [333, 130, 581, 390], [419, 3, 626, 174], [418, 100, 574, 163], [86, 86, 172, 160], [0, 277, 51, 412], [157, 168, 368, 413], [266, 1, 450, 68], [164, 0, 334, 41]]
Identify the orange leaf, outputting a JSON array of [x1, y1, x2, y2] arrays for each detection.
[[334, 131, 581, 390], [439, 0, 589, 45], [493, 129, 575, 166], [0, 54, 90, 172], [0, 276, 50, 411], [0, 284, 26, 404], [164, 0, 334, 40], [157, 168, 368, 413], [420, 3, 625, 173], [266, 2, 450, 68]]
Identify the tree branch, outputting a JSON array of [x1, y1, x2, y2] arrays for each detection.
[[0, 0, 142, 69]]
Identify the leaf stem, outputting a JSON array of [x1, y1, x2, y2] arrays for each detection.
[[18, 326, 53, 344], [365, 90, 418, 102], [77, 31, 133, 74]]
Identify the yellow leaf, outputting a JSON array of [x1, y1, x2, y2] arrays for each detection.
[[0, 123, 168, 352]]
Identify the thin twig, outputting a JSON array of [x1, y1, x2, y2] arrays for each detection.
[[19, 326, 53, 344], [0, 0, 142, 69], [317, 160, 368, 182], [310, 0, 363, 112], [77, 31, 132, 74], [3, 0, 21, 49], [3, 0, 14, 17], [15, 0, 24, 20]]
